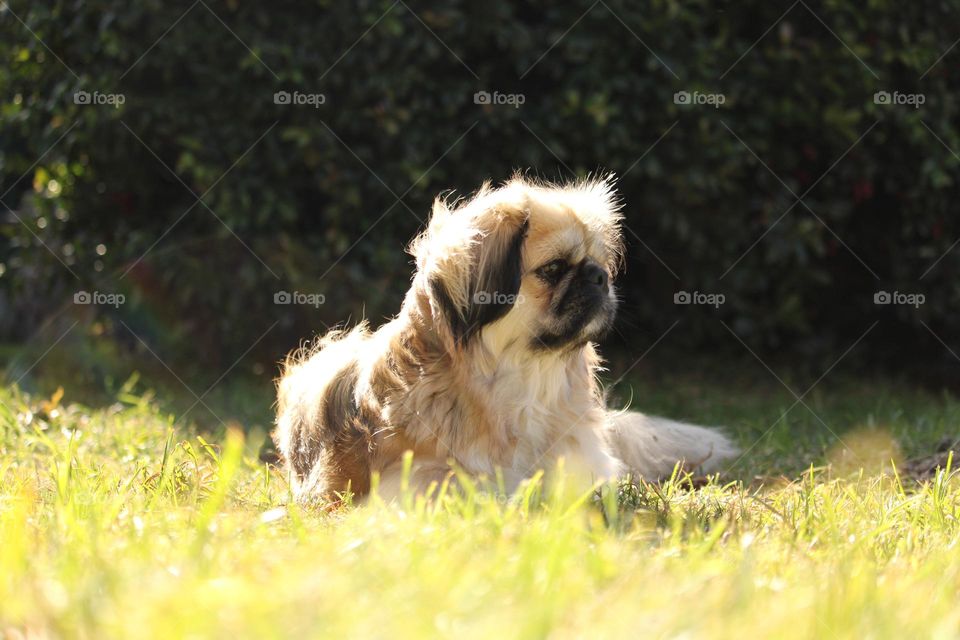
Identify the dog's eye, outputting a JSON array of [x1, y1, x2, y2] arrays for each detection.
[[537, 259, 568, 282]]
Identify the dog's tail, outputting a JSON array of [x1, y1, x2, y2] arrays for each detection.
[[605, 411, 740, 480]]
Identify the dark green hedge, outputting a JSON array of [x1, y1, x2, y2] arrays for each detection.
[[2, 0, 959, 372]]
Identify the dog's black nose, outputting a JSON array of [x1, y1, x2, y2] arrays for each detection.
[[582, 262, 609, 289]]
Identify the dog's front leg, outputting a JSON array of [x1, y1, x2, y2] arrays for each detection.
[[373, 456, 454, 503]]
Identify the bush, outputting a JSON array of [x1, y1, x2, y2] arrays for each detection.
[[2, 0, 958, 372]]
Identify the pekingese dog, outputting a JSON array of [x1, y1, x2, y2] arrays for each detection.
[[274, 175, 738, 503]]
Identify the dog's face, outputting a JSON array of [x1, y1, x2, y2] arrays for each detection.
[[411, 176, 623, 354], [518, 206, 619, 350]]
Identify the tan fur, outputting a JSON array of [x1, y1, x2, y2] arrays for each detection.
[[274, 174, 737, 504]]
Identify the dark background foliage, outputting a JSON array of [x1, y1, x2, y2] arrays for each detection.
[[2, 0, 959, 401]]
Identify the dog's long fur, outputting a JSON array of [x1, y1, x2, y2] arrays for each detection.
[[274, 175, 737, 503]]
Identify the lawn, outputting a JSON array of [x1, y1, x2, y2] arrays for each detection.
[[2, 370, 960, 639]]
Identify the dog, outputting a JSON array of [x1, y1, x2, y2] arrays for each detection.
[[274, 174, 738, 503]]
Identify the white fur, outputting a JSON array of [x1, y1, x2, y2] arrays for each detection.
[[606, 411, 740, 480]]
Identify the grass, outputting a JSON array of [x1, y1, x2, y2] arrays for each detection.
[[2, 370, 960, 639]]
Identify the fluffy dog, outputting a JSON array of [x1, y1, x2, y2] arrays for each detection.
[[274, 175, 737, 503]]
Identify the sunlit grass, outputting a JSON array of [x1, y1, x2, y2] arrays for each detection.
[[2, 381, 960, 639]]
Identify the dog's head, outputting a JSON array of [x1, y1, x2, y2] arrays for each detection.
[[409, 174, 623, 354]]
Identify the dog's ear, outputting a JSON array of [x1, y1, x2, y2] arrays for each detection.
[[432, 215, 529, 344], [413, 189, 529, 345]]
